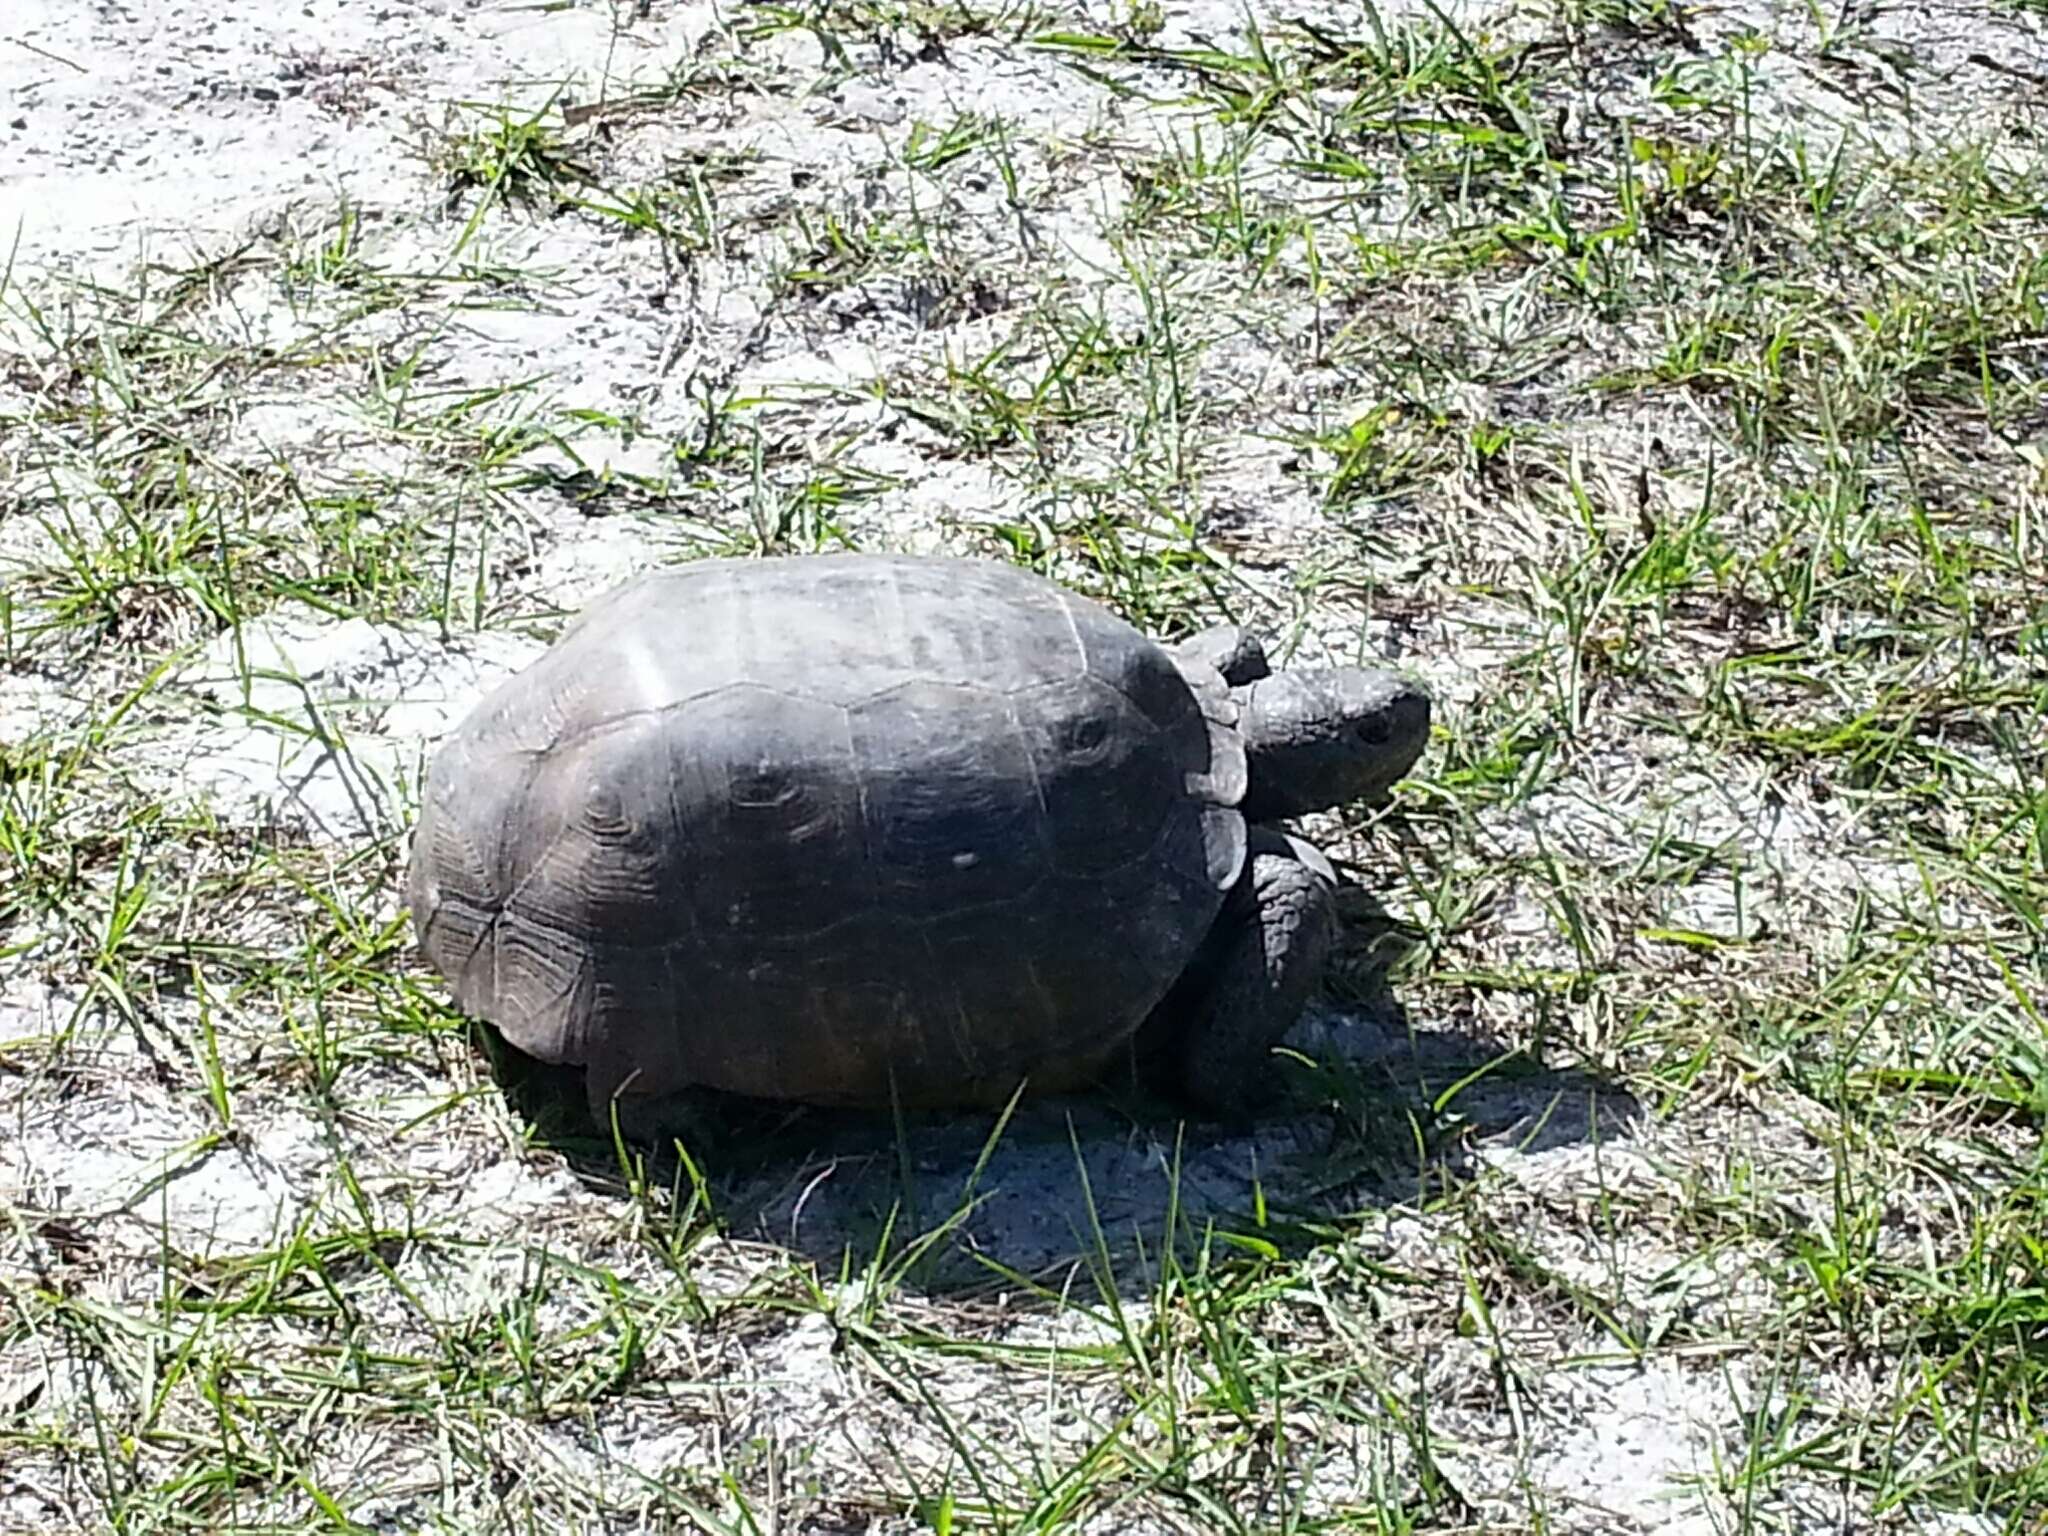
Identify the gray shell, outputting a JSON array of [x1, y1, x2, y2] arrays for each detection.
[[409, 553, 1248, 1108]]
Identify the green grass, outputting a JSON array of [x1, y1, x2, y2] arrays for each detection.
[[2, 0, 2046, 1530]]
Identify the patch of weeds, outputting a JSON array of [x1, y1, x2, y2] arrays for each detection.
[[277, 200, 374, 292], [976, 493, 1220, 636], [771, 204, 934, 295], [1299, 402, 1454, 517], [739, 0, 1051, 57], [427, 99, 596, 213]]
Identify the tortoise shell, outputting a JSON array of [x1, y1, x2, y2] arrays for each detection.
[[408, 553, 1248, 1108]]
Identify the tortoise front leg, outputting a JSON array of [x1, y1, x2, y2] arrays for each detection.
[[1144, 826, 1338, 1115], [1171, 624, 1271, 686]]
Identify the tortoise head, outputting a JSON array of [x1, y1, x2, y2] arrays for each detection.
[[1236, 667, 1431, 823]]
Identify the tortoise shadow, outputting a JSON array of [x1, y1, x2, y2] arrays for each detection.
[[494, 888, 1644, 1301]]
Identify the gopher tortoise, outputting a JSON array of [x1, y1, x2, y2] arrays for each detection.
[[409, 553, 1430, 1126]]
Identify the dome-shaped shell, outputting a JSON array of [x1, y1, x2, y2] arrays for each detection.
[[409, 554, 1247, 1108]]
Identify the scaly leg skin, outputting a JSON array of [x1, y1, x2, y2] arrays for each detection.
[[1171, 624, 1271, 687], [1156, 826, 1339, 1117]]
